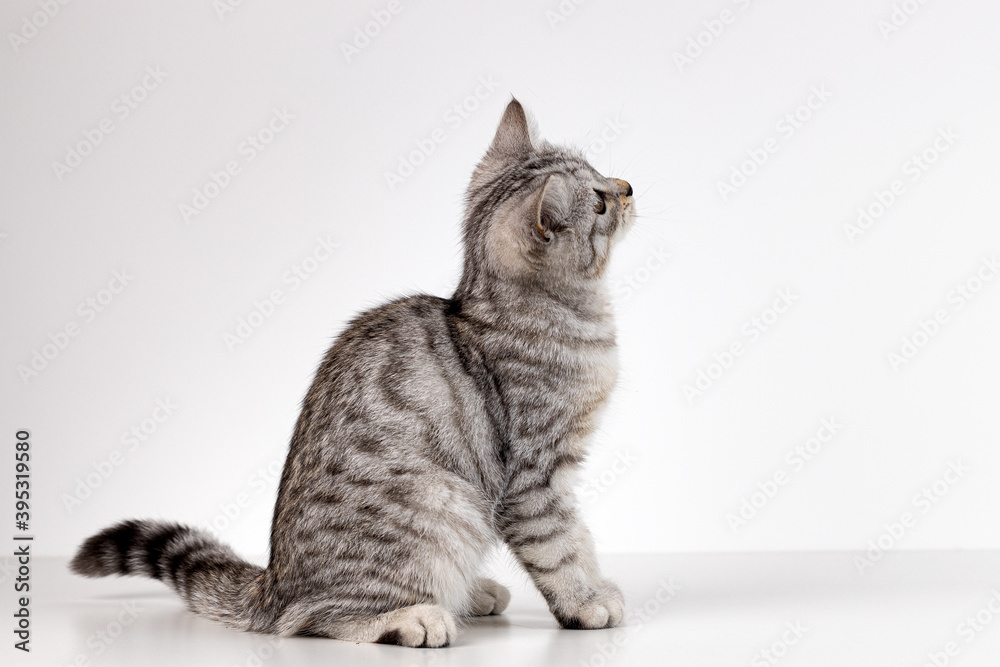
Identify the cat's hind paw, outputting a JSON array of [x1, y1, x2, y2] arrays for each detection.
[[469, 577, 511, 616], [376, 604, 457, 648]]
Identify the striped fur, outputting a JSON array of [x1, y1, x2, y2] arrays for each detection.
[[71, 99, 633, 646]]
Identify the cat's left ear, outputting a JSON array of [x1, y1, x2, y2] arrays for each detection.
[[530, 175, 574, 244], [488, 99, 536, 157]]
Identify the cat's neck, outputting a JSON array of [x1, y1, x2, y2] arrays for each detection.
[[452, 271, 615, 342]]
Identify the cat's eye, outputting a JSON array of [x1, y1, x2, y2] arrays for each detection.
[[593, 190, 607, 215]]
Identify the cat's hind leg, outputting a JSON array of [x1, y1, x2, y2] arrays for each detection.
[[286, 603, 458, 647]]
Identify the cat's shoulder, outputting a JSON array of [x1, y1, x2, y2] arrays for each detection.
[[338, 293, 453, 343]]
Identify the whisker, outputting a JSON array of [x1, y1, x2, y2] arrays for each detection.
[[636, 180, 667, 200], [622, 151, 649, 175], [634, 213, 693, 225], [630, 219, 676, 243]]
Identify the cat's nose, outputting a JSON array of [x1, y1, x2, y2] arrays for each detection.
[[613, 179, 633, 198]]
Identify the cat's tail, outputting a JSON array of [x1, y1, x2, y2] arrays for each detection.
[[69, 519, 276, 632]]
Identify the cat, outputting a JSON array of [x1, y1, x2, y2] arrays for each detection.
[[70, 98, 635, 648]]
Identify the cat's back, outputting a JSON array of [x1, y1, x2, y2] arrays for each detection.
[[331, 293, 452, 365], [291, 293, 499, 482]]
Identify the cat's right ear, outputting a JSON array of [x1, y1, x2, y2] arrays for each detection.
[[488, 99, 534, 157]]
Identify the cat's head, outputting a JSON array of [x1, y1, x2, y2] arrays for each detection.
[[459, 99, 634, 294]]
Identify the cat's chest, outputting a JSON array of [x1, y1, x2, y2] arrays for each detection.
[[525, 338, 619, 410], [531, 342, 618, 450], [571, 342, 619, 407]]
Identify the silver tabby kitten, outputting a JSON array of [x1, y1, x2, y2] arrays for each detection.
[[71, 99, 635, 648]]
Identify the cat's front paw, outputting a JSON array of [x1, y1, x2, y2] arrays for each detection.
[[555, 582, 625, 629]]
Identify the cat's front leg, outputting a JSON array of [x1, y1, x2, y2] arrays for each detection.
[[500, 473, 625, 629]]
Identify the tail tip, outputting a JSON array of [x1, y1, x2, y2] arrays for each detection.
[[69, 519, 143, 577]]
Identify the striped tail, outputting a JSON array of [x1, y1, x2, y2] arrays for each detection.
[[70, 519, 273, 632]]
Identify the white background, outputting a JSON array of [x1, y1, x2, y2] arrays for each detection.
[[2, 0, 998, 558]]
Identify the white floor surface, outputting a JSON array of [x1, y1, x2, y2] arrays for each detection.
[[8, 551, 1000, 666]]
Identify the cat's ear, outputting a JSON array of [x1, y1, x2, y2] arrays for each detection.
[[488, 99, 535, 157], [530, 174, 573, 244]]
